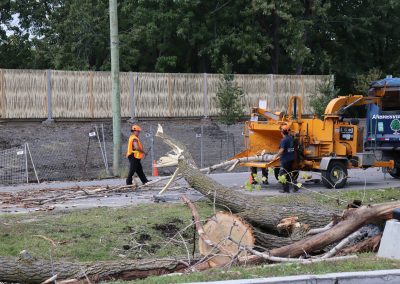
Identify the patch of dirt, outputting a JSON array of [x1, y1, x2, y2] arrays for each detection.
[[153, 218, 183, 238], [138, 233, 151, 243]]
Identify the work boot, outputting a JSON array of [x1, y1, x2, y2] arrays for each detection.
[[251, 180, 258, 185], [293, 185, 300, 192], [262, 180, 269, 185], [143, 180, 152, 185]]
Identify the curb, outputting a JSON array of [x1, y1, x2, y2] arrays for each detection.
[[189, 269, 400, 284]]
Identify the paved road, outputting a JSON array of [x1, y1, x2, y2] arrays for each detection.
[[1, 168, 400, 214]]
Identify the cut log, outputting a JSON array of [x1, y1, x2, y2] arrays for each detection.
[[0, 255, 191, 283], [236, 201, 400, 265], [199, 211, 255, 267]]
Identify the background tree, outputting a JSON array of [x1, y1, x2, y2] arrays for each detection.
[[215, 57, 245, 158], [310, 79, 339, 117], [1, 0, 400, 94]]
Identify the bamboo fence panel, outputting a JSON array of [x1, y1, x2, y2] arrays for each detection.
[[120, 72, 130, 117], [205, 74, 222, 116], [235, 74, 272, 114], [92, 72, 112, 118], [135, 72, 168, 117], [0, 69, 47, 118], [0, 69, 331, 119], [170, 73, 204, 117], [52, 70, 90, 118]]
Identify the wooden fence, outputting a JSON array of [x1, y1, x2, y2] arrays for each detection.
[[0, 69, 332, 119]]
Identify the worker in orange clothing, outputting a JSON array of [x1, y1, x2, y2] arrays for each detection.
[[126, 125, 150, 185]]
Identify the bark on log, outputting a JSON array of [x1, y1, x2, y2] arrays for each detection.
[[339, 234, 382, 255], [249, 201, 400, 261], [156, 126, 338, 236], [0, 256, 190, 283]]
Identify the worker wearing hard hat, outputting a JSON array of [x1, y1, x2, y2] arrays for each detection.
[[126, 124, 150, 185], [276, 124, 297, 193]]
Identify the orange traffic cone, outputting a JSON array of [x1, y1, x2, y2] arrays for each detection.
[[153, 160, 159, 177], [249, 174, 253, 184]]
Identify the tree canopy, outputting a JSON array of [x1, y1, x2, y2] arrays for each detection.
[[1, 0, 400, 93]]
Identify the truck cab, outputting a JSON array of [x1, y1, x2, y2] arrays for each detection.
[[365, 77, 400, 177]]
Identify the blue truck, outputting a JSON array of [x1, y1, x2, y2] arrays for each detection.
[[365, 77, 400, 177]]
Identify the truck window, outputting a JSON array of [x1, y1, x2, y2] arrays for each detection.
[[382, 90, 400, 111]]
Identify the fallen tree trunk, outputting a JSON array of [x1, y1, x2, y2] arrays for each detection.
[[0, 255, 191, 283], [156, 125, 338, 236]]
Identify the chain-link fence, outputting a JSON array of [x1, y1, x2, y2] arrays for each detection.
[[0, 121, 246, 185], [0, 145, 27, 184], [28, 125, 110, 182]]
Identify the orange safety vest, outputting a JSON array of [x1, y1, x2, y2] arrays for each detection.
[[126, 134, 144, 159]]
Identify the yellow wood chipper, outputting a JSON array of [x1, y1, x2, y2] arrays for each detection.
[[232, 93, 394, 189]]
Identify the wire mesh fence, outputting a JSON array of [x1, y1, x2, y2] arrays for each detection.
[[0, 121, 247, 185], [29, 126, 109, 182], [0, 145, 27, 184]]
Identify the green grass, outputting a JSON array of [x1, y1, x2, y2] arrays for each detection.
[[1, 188, 400, 282], [0, 202, 214, 262], [131, 253, 400, 284]]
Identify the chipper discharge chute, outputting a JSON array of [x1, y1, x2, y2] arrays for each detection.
[[231, 94, 394, 189]]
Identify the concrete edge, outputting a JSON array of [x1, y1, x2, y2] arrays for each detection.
[[189, 269, 400, 284]]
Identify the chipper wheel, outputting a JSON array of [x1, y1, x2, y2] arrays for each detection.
[[321, 161, 348, 189]]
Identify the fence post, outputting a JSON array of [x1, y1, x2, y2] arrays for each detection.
[[130, 71, 135, 119], [269, 74, 275, 110], [167, 74, 173, 117], [89, 71, 94, 118], [203, 73, 208, 118], [43, 69, 54, 124], [0, 69, 4, 118]]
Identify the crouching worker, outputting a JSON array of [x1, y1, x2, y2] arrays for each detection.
[[276, 124, 297, 193], [250, 167, 269, 185], [126, 125, 150, 185]]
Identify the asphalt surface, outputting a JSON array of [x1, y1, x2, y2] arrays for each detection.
[[1, 168, 400, 214]]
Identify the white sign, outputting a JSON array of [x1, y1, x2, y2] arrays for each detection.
[[16, 150, 24, 155], [89, 132, 96, 137], [258, 100, 267, 110], [196, 134, 202, 138], [250, 115, 258, 122]]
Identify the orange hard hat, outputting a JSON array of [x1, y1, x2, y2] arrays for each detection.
[[280, 124, 290, 132], [131, 125, 142, 132]]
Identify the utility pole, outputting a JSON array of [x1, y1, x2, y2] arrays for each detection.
[[109, 0, 121, 176]]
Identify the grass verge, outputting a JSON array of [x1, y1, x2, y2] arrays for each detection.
[[0, 187, 400, 282]]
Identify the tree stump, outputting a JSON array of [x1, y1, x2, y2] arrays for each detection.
[[199, 212, 255, 266]]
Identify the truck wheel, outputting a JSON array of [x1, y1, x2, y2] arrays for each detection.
[[321, 161, 348, 189], [389, 167, 400, 179]]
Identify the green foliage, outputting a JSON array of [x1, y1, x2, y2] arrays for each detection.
[[215, 58, 245, 125], [353, 68, 383, 95], [1, 0, 400, 96], [310, 79, 340, 117]]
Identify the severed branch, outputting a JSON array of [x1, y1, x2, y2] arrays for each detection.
[[307, 221, 334, 236], [158, 167, 181, 195], [181, 195, 233, 260], [321, 229, 364, 259], [199, 155, 277, 174]]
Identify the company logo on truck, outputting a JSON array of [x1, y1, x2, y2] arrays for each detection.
[[390, 119, 400, 135], [372, 114, 400, 119]]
